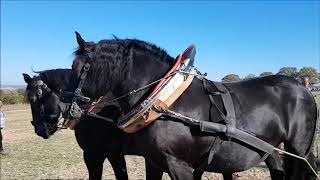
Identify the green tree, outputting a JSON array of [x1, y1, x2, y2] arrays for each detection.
[[17, 88, 28, 103], [298, 67, 319, 84], [277, 67, 298, 77], [0, 89, 28, 104], [222, 74, 240, 82], [260, 72, 273, 77]]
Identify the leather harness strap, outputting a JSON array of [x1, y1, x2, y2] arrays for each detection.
[[61, 62, 92, 129], [73, 63, 91, 103], [201, 79, 275, 167], [202, 79, 236, 132]]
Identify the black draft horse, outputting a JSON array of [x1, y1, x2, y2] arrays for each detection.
[[23, 69, 284, 180], [23, 70, 127, 180], [70, 33, 318, 180]]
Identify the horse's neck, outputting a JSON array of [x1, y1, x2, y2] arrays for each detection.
[[114, 56, 172, 113], [40, 71, 75, 91], [40, 73, 57, 90]]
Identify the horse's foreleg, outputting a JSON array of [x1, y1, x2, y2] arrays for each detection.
[[145, 160, 163, 180], [108, 154, 128, 180], [83, 151, 105, 180]]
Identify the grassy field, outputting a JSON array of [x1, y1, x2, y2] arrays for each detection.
[[2, 98, 319, 179], [0, 105, 156, 179]]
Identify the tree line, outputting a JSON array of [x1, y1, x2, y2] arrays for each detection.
[[0, 89, 28, 104], [222, 66, 320, 84]]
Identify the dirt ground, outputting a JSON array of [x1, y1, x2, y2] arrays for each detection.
[[0, 104, 281, 179]]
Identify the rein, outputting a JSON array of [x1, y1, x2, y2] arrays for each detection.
[[88, 70, 178, 110], [85, 70, 200, 124]]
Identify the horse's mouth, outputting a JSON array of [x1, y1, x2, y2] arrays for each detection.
[[35, 122, 56, 139]]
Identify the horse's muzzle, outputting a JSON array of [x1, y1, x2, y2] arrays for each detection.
[[35, 123, 51, 139]]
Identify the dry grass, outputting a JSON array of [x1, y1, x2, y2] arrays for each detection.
[[0, 104, 284, 180]]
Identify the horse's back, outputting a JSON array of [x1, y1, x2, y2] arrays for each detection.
[[228, 75, 317, 155]]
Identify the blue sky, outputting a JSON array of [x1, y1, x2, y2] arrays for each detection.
[[1, 1, 319, 85]]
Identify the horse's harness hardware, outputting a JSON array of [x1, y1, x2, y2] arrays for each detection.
[[29, 77, 65, 130], [31, 79, 51, 99], [116, 49, 197, 133], [69, 102, 84, 119], [29, 78, 52, 126], [62, 60, 92, 122]]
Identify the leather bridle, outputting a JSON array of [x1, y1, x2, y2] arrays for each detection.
[[28, 77, 62, 131], [60, 51, 93, 121]]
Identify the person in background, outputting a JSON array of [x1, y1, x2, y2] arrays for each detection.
[[303, 77, 311, 91], [0, 100, 7, 155]]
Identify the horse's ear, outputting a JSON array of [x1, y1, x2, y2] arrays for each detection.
[[23, 73, 32, 84], [75, 31, 86, 49]]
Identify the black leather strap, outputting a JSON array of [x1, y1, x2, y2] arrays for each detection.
[[202, 79, 275, 155], [72, 63, 91, 103], [203, 79, 236, 136]]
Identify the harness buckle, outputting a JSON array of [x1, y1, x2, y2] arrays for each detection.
[[83, 63, 90, 71], [69, 102, 83, 119], [79, 96, 91, 103], [74, 88, 81, 97]]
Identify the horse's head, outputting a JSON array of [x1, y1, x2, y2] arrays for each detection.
[[70, 32, 174, 116], [23, 73, 64, 139]]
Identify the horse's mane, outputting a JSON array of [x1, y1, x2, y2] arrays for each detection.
[[74, 38, 175, 96], [74, 38, 173, 62], [39, 69, 78, 91]]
